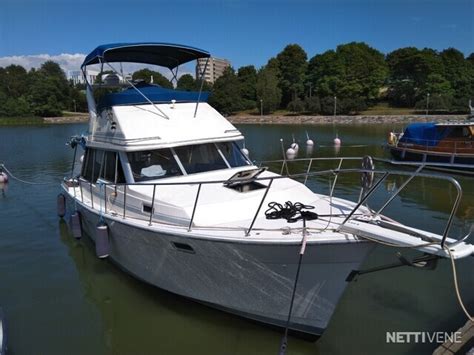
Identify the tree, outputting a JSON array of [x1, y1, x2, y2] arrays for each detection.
[[256, 65, 281, 114], [208, 67, 243, 115], [0, 65, 29, 98], [440, 48, 474, 111], [387, 48, 443, 87], [0, 65, 32, 117], [276, 44, 307, 106], [387, 80, 417, 107], [304, 96, 321, 113], [176, 74, 196, 91], [237, 65, 257, 109], [307, 50, 344, 97], [336, 42, 388, 102], [26, 61, 71, 117], [132, 68, 173, 88], [386, 47, 446, 107], [307, 42, 387, 113], [287, 98, 304, 113]]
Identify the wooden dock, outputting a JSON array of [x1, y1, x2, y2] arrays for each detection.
[[433, 320, 474, 354]]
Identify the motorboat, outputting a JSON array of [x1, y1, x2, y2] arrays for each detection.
[[386, 107, 474, 174], [60, 42, 474, 338]]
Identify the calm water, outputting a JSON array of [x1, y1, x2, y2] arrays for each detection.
[[0, 123, 473, 355]]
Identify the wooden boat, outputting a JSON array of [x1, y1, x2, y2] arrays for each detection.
[[387, 119, 474, 174]]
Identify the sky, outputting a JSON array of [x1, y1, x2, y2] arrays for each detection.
[[0, 0, 473, 74]]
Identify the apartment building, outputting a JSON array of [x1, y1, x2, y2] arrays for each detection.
[[196, 57, 231, 84]]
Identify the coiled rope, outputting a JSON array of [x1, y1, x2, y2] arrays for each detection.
[[265, 201, 318, 222]]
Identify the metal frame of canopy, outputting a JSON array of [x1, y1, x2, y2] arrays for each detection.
[[80, 42, 211, 119]]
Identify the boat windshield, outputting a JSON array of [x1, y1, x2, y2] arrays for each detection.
[[215, 142, 250, 168], [174, 143, 228, 174], [127, 149, 183, 181], [127, 142, 250, 181]]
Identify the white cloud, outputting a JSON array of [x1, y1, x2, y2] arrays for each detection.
[[0, 53, 86, 72], [0, 53, 196, 80], [0, 53, 194, 83]]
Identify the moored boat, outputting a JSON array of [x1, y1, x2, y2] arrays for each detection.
[[387, 110, 474, 174], [59, 42, 474, 338]]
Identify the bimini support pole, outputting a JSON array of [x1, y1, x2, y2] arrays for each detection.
[[194, 57, 209, 118], [104, 62, 170, 120]]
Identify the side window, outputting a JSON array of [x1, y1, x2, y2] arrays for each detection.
[[106, 151, 125, 183], [81, 148, 95, 181], [93, 150, 104, 182], [81, 149, 126, 183], [127, 149, 182, 181]]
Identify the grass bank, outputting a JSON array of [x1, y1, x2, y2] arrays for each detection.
[[0, 116, 44, 125], [0, 112, 89, 126]]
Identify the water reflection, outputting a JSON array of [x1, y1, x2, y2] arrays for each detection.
[[0, 182, 7, 196], [58, 221, 317, 355]]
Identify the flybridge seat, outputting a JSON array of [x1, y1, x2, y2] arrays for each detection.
[[97, 83, 210, 112]]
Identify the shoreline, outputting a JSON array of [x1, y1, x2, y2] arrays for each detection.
[[228, 114, 468, 125], [0, 113, 469, 126], [42, 114, 89, 124]]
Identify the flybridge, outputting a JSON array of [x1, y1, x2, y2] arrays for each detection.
[[80, 42, 242, 150], [81, 42, 212, 120]]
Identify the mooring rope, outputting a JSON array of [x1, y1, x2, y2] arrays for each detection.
[[444, 246, 474, 322], [0, 164, 57, 185]]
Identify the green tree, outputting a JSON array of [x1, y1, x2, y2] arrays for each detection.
[[237, 65, 257, 110], [276, 44, 307, 106], [25, 61, 71, 117], [0, 65, 32, 117], [176, 74, 196, 91], [304, 96, 321, 114], [0, 64, 29, 98], [440, 48, 474, 111], [387, 47, 446, 107], [387, 80, 417, 107], [287, 98, 304, 113], [336, 42, 388, 101], [208, 67, 243, 115], [256, 65, 281, 114], [132, 68, 173, 88], [307, 42, 387, 112], [307, 50, 344, 97]]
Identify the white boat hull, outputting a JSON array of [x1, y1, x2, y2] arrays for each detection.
[[71, 199, 374, 336]]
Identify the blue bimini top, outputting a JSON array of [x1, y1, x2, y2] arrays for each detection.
[[399, 123, 452, 147], [82, 42, 210, 69], [97, 84, 209, 111]]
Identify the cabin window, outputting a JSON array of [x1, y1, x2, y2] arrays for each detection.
[[127, 149, 182, 181], [215, 142, 250, 167], [81, 148, 125, 183], [81, 149, 94, 181], [446, 127, 471, 139], [99, 151, 125, 183], [174, 143, 227, 174]]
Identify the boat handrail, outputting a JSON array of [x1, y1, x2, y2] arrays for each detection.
[[71, 157, 463, 247]]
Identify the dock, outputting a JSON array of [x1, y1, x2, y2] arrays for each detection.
[[433, 320, 474, 354]]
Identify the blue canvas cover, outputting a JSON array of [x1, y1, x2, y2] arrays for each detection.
[[97, 84, 209, 111], [82, 42, 210, 69], [399, 123, 451, 146]]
